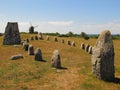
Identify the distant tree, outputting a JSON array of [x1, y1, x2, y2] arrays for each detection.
[[80, 32, 89, 40], [67, 31, 74, 37], [56, 32, 60, 36]]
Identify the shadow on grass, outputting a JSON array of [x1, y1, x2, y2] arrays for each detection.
[[57, 66, 68, 70], [113, 77, 120, 84], [104, 77, 120, 84], [35, 59, 47, 62]]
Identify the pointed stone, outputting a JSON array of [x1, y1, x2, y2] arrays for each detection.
[[91, 30, 115, 81]]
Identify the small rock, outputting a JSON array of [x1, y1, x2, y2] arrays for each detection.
[[10, 54, 23, 60]]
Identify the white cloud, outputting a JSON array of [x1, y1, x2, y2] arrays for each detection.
[[0, 20, 120, 34], [48, 21, 73, 26]]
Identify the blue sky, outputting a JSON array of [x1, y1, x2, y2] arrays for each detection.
[[0, 0, 120, 34]]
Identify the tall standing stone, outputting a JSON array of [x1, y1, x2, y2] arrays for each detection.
[[51, 50, 61, 68], [3, 22, 21, 45], [91, 30, 115, 81], [34, 48, 43, 61]]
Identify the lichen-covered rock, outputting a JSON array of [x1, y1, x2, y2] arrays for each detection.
[[51, 50, 61, 68], [34, 48, 42, 61], [3, 22, 21, 45], [10, 54, 23, 60], [28, 45, 34, 55], [91, 30, 115, 81]]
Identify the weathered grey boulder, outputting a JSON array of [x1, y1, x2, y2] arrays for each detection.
[[46, 35, 49, 41], [88, 46, 92, 54], [51, 50, 61, 68], [10, 54, 23, 60], [72, 41, 75, 47], [91, 30, 115, 81], [28, 45, 34, 55], [23, 41, 29, 51], [34, 48, 43, 61], [66, 40, 71, 45], [85, 44, 90, 52], [3, 22, 21, 45], [81, 43, 85, 50], [54, 37, 58, 42]]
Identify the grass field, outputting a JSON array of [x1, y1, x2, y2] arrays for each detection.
[[0, 34, 120, 90]]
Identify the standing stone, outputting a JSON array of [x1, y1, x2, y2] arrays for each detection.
[[72, 41, 75, 47], [28, 45, 34, 55], [85, 44, 90, 52], [51, 50, 61, 68], [30, 36, 34, 40], [3, 22, 21, 45], [38, 32, 43, 39], [54, 37, 58, 42], [34, 48, 42, 61], [23, 41, 29, 51], [61, 39, 64, 43], [66, 40, 71, 45], [91, 30, 115, 81], [88, 46, 92, 54], [46, 35, 49, 41], [81, 43, 85, 50], [26, 38, 29, 43], [35, 36, 38, 40]]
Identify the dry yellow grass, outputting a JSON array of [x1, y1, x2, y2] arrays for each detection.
[[0, 34, 120, 90]]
